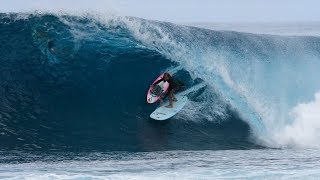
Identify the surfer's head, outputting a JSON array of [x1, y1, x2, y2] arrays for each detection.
[[163, 72, 171, 80]]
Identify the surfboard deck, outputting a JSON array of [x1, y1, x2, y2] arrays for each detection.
[[150, 95, 188, 120]]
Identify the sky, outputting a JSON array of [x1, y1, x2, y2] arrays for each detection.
[[1, 0, 320, 23]]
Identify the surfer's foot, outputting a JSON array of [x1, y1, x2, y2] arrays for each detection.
[[166, 104, 173, 108]]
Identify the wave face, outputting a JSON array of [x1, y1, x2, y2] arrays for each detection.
[[1, 13, 320, 151]]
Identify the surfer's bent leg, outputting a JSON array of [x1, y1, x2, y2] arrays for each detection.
[[172, 86, 182, 102], [166, 89, 175, 108], [167, 86, 184, 108]]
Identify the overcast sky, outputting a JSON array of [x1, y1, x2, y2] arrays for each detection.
[[1, 0, 320, 23]]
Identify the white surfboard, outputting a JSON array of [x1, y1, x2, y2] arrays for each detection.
[[150, 95, 188, 120]]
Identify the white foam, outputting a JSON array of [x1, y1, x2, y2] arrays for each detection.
[[274, 91, 320, 148]]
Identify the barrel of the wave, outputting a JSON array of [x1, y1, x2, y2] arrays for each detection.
[[147, 73, 169, 103]]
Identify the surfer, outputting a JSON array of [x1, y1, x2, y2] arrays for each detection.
[[34, 30, 55, 53], [152, 72, 184, 108], [47, 39, 55, 53]]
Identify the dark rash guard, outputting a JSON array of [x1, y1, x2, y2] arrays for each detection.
[[153, 76, 184, 99]]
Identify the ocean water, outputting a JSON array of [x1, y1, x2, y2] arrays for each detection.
[[1, 12, 320, 179], [1, 149, 320, 179]]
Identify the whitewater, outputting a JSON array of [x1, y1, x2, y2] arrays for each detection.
[[1, 11, 320, 179]]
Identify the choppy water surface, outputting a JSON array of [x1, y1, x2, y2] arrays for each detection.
[[1, 149, 320, 179]]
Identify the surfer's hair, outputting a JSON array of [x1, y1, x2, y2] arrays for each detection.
[[164, 72, 171, 77]]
